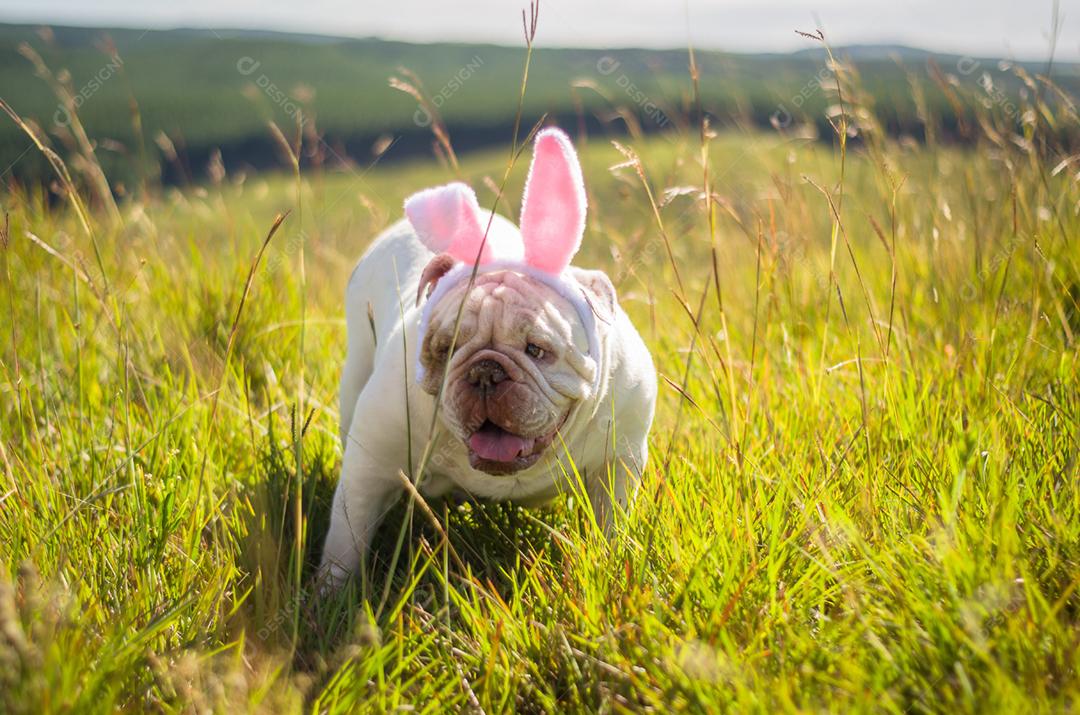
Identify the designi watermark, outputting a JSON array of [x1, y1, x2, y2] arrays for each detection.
[[237, 56, 309, 127], [595, 56, 672, 129], [770, 65, 834, 130], [413, 55, 486, 127], [53, 54, 124, 127], [955, 56, 1022, 122]]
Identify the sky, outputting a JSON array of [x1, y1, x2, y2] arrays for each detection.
[[0, 0, 1076, 61]]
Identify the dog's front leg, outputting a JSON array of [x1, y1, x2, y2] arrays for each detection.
[[318, 440, 403, 592], [319, 376, 412, 592]]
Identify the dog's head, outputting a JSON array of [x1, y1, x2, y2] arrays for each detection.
[[417, 265, 614, 474], [405, 127, 614, 474]]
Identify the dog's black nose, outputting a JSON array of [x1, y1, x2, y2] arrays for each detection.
[[467, 359, 507, 394]]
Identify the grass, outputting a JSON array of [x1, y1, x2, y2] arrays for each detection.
[[0, 29, 1079, 713]]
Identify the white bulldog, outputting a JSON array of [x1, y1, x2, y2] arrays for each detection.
[[319, 128, 657, 589]]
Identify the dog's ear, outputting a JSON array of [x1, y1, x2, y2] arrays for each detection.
[[569, 267, 617, 324], [519, 128, 587, 274], [405, 182, 489, 264], [417, 253, 457, 306]]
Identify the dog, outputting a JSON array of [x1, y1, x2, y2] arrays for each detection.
[[319, 128, 657, 589]]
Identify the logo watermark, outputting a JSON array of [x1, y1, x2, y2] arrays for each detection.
[[53, 54, 124, 127], [237, 56, 309, 127], [595, 56, 671, 129], [413, 55, 486, 127], [771, 66, 833, 130]]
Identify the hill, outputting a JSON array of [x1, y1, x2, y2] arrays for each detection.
[[0, 22, 1076, 186]]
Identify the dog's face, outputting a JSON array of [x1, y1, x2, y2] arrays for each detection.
[[418, 262, 614, 475]]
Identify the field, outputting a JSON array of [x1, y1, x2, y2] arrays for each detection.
[[1, 29, 1079, 714]]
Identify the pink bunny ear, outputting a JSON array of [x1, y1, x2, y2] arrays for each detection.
[[519, 127, 587, 274], [404, 182, 492, 264]]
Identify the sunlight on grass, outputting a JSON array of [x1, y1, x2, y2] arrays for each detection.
[[0, 43, 1078, 713]]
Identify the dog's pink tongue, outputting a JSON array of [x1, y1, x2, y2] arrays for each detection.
[[470, 429, 532, 463]]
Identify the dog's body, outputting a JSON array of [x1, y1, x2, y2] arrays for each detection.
[[320, 129, 657, 588]]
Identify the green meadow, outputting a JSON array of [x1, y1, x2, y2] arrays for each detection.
[[1, 24, 1078, 714]]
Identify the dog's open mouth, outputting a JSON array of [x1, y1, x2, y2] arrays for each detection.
[[467, 419, 556, 475]]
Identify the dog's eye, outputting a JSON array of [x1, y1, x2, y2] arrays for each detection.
[[525, 343, 545, 359]]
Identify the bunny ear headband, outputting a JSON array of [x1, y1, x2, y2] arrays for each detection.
[[404, 127, 599, 386]]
